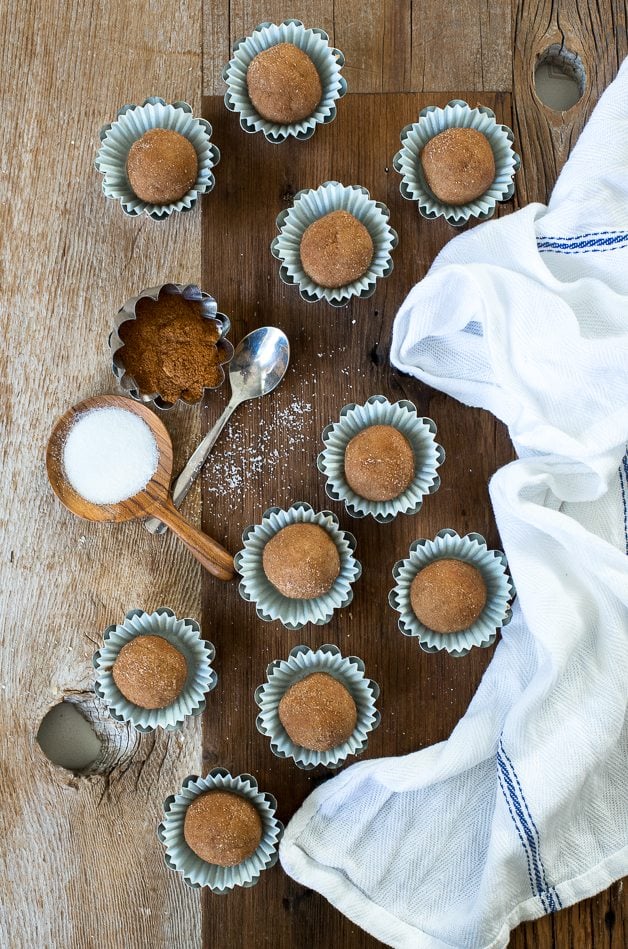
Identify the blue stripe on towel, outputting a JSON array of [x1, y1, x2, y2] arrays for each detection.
[[619, 450, 628, 554], [538, 229, 627, 241], [495, 762, 546, 912], [496, 739, 561, 912], [621, 452, 628, 555], [499, 741, 563, 910], [496, 749, 551, 910], [537, 229, 628, 254]]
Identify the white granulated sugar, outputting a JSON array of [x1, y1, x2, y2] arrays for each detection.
[[63, 407, 159, 504]]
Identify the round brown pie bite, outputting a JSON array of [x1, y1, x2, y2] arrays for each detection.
[[262, 523, 341, 599], [420, 127, 495, 205], [410, 558, 487, 633], [246, 42, 322, 123], [126, 128, 198, 205], [183, 790, 263, 866], [299, 210, 374, 288], [111, 634, 188, 709], [344, 424, 415, 502], [278, 672, 357, 751]]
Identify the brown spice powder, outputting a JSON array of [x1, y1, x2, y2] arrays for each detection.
[[119, 293, 224, 404]]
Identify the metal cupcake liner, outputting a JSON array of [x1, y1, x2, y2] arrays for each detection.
[[393, 100, 521, 227], [108, 282, 234, 410], [158, 768, 283, 891], [95, 96, 220, 220], [93, 607, 217, 732], [271, 181, 398, 306], [318, 394, 445, 522], [389, 529, 515, 657], [255, 643, 380, 770], [234, 501, 362, 630], [222, 19, 346, 143]]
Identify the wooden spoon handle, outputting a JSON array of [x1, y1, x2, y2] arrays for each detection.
[[153, 501, 235, 581]]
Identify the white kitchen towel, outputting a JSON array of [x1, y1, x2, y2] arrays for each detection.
[[280, 61, 628, 948]]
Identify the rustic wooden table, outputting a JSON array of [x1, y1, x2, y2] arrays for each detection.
[[2, 2, 626, 947]]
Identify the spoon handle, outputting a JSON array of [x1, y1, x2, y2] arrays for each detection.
[[144, 396, 240, 535], [154, 500, 235, 581]]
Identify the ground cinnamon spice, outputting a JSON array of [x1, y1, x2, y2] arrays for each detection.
[[119, 293, 224, 403]]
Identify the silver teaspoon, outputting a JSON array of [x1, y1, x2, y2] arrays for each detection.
[[145, 326, 290, 535]]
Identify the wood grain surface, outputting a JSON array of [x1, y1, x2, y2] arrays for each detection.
[[1, 1, 626, 948], [513, 0, 628, 203], [1, 2, 206, 947], [199, 91, 516, 949]]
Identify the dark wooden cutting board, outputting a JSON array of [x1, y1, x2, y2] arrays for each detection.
[[198, 91, 516, 947]]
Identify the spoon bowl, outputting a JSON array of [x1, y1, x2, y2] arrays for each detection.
[[229, 325, 290, 403], [47, 394, 234, 580]]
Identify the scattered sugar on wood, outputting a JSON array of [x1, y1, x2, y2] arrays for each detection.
[[202, 399, 313, 497]]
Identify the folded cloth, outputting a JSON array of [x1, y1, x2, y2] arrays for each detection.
[[280, 61, 628, 948]]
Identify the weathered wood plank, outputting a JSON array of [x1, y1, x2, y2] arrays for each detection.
[[411, 0, 512, 91], [0, 2, 206, 946], [203, 2, 511, 96], [512, 0, 628, 204], [330, 1, 413, 92]]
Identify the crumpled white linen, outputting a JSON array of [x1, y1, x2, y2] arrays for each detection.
[[279, 59, 628, 948]]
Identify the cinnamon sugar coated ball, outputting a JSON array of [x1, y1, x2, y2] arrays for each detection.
[[300, 210, 374, 289], [278, 672, 357, 751], [262, 523, 340, 599], [126, 128, 198, 205], [246, 43, 322, 123], [183, 791, 262, 867], [344, 425, 415, 502], [421, 128, 495, 205], [111, 635, 188, 709], [410, 559, 487, 633]]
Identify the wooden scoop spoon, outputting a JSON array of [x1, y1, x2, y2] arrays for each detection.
[[46, 394, 234, 581]]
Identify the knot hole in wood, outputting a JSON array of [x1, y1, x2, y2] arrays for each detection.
[[36, 692, 140, 778], [534, 44, 586, 112]]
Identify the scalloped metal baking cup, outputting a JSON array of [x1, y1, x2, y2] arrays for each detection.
[[223, 19, 346, 143], [271, 181, 397, 306], [158, 768, 283, 890], [255, 643, 380, 769], [389, 529, 515, 657], [234, 501, 362, 629], [93, 607, 217, 731], [318, 394, 444, 522], [95, 96, 219, 220], [393, 99, 520, 226], [109, 282, 233, 409]]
